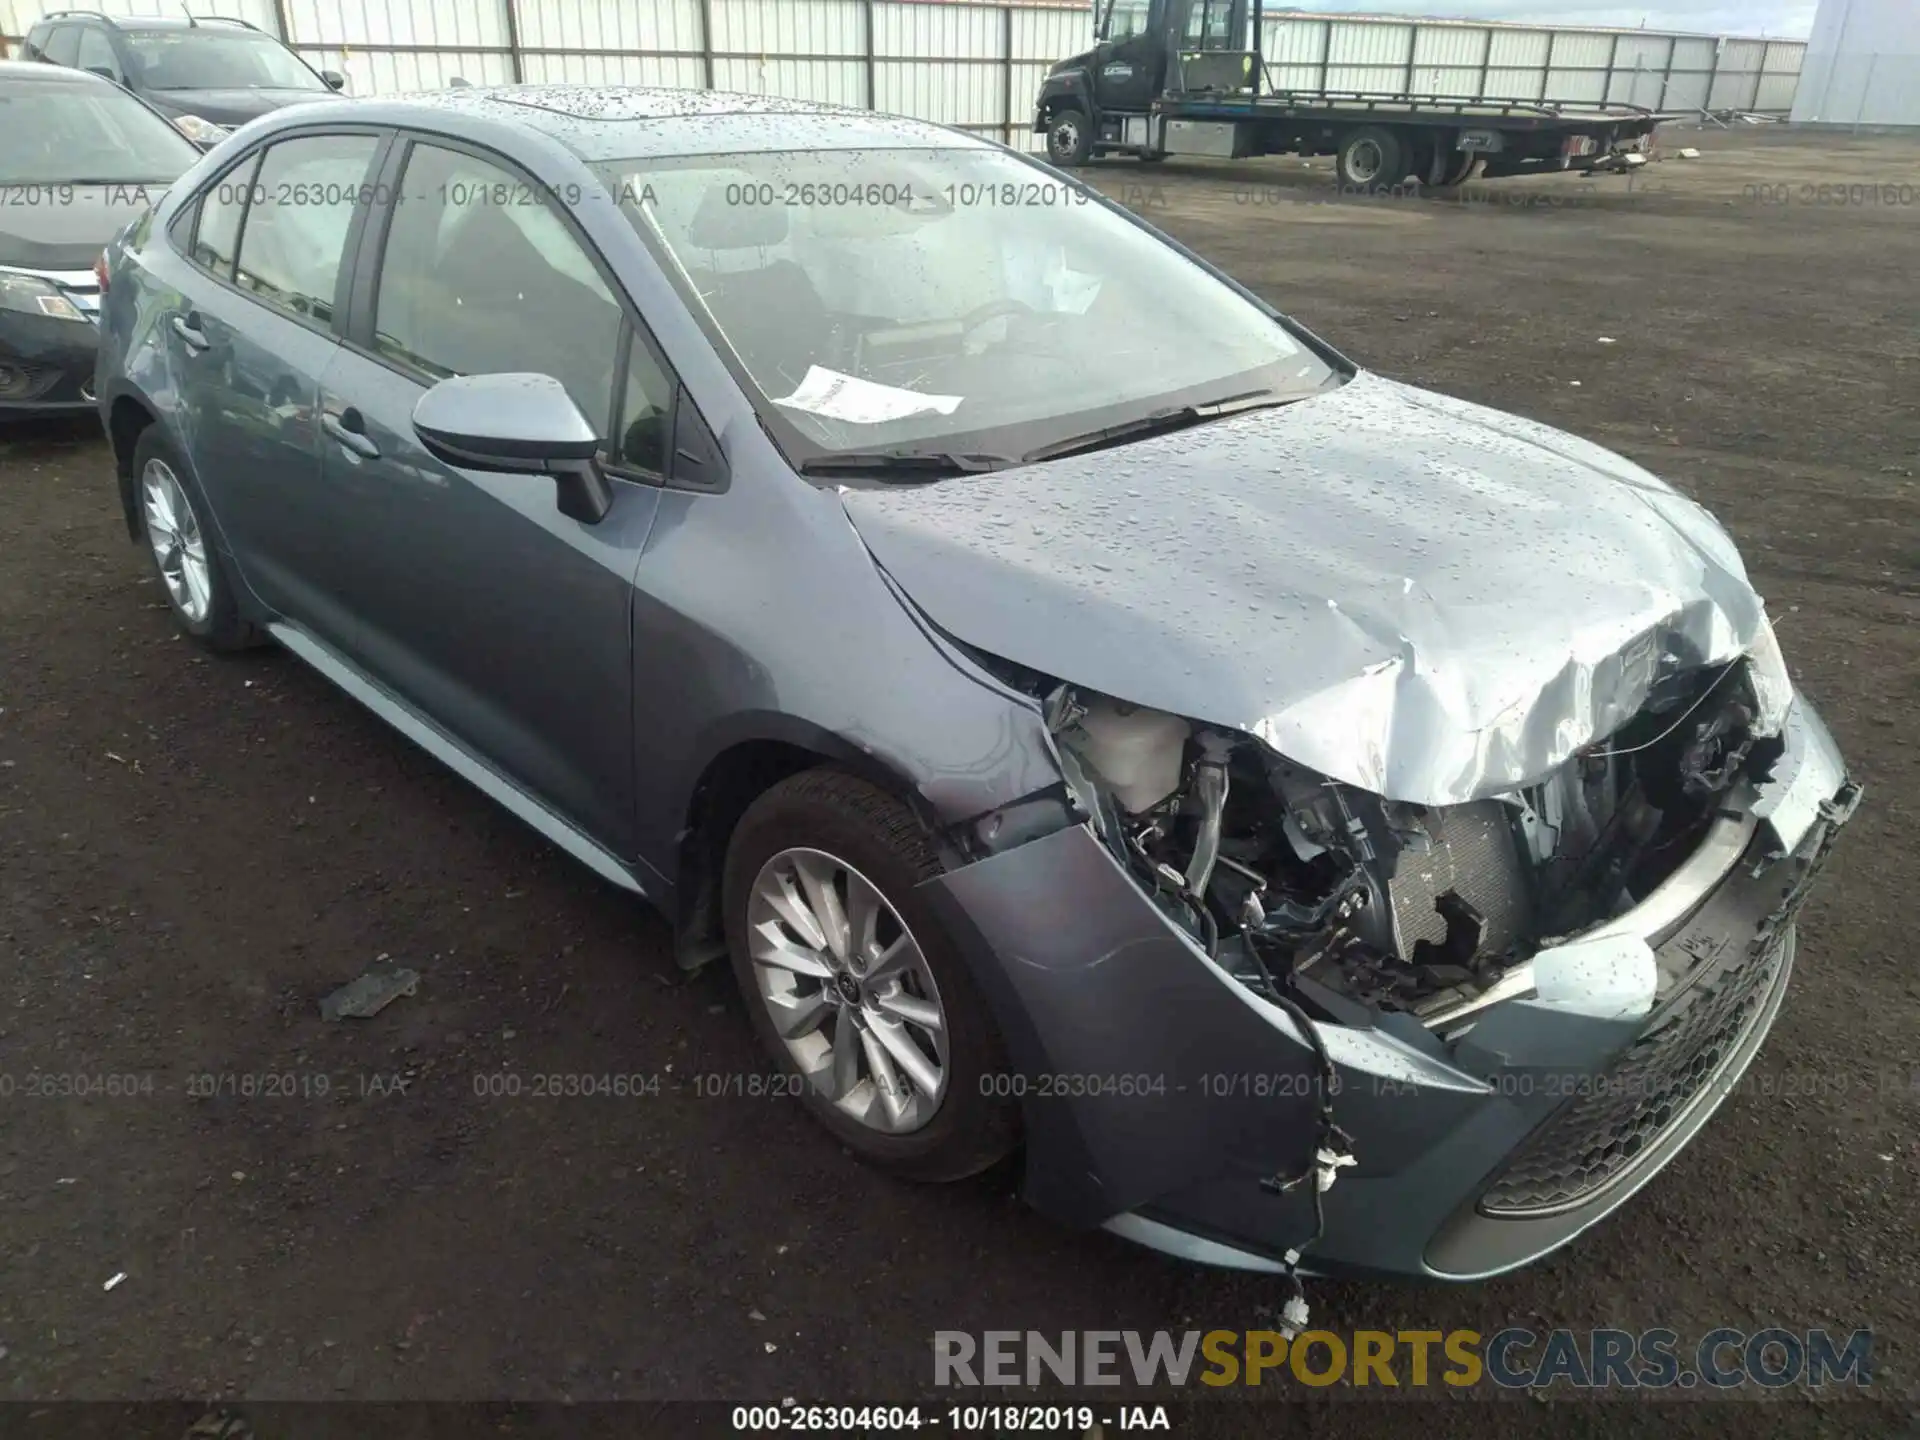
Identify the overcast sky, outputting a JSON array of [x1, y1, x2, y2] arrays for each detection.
[[1291, 0, 1818, 38]]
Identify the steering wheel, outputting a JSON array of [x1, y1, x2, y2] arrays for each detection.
[[957, 298, 1036, 339]]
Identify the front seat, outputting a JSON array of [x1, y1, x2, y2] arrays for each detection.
[[680, 190, 833, 395]]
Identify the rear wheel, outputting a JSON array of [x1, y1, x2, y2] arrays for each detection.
[[722, 769, 1017, 1182], [133, 428, 260, 652], [1046, 107, 1093, 167], [1335, 125, 1405, 191]]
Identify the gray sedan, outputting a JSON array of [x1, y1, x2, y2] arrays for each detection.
[[93, 85, 1858, 1283]]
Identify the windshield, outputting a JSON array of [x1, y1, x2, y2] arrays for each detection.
[[123, 30, 325, 91], [595, 145, 1338, 462], [0, 78, 200, 186]]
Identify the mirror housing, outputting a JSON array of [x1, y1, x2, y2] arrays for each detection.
[[412, 373, 613, 524], [321, 69, 347, 90]]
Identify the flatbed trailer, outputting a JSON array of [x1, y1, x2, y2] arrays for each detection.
[[1035, 0, 1668, 188]]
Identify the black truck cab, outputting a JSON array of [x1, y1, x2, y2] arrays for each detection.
[[1039, 0, 1249, 165]]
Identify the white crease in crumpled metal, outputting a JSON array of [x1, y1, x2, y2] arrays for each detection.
[[1248, 586, 1760, 802], [842, 371, 1778, 807]]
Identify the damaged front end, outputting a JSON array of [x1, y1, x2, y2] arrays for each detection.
[[1022, 644, 1788, 1032], [941, 636, 1857, 1281]]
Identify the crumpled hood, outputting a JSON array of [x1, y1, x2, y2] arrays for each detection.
[[841, 371, 1770, 806]]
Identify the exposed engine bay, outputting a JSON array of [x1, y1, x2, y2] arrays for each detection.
[[1020, 659, 1785, 1030]]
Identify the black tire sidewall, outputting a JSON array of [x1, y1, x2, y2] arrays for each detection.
[[722, 770, 1017, 1182], [131, 426, 249, 650], [1047, 108, 1093, 167]]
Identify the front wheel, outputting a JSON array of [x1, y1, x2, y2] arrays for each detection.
[[722, 769, 1017, 1182], [1046, 107, 1093, 167]]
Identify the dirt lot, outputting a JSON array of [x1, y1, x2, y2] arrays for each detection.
[[1, 127, 1916, 1428]]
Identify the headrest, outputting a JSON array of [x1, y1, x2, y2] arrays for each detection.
[[685, 185, 790, 250]]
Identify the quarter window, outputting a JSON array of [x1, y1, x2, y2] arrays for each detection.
[[192, 154, 256, 278], [373, 142, 622, 435], [614, 336, 673, 474], [233, 134, 379, 325]]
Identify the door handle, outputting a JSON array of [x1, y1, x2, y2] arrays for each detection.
[[321, 408, 380, 460], [170, 313, 210, 352]]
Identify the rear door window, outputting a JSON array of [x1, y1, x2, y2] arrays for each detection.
[[233, 134, 380, 326], [190, 154, 258, 279]]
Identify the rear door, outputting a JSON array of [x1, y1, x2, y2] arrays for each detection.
[[316, 134, 668, 854], [164, 129, 387, 649]]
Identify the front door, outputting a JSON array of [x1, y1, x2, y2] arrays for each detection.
[[1090, 0, 1163, 113], [315, 137, 673, 856]]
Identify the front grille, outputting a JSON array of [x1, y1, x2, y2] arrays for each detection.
[[1479, 926, 1789, 1215]]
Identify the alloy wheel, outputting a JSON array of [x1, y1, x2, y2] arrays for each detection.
[[141, 458, 211, 624], [745, 846, 949, 1134]]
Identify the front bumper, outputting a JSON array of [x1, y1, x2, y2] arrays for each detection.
[[0, 304, 101, 416], [923, 698, 1857, 1280]]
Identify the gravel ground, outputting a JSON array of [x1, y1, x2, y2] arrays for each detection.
[[0, 125, 1915, 1432]]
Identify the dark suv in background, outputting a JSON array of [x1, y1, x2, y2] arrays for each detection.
[[20, 10, 344, 147]]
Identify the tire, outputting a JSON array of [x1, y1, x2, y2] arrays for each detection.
[[1139, 151, 1166, 164], [1406, 133, 1437, 186], [131, 427, 261, 652], [1334, 125, 1405, 192], [1046, 106, 1093, 167], [722, 768, 1017, 1182]]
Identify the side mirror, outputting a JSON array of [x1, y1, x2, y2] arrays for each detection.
[[84, 65, 119, 84], [321, 69, 347, 90], [413, 373, 613, 524]]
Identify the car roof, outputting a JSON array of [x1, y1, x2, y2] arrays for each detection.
[[325, 85, 996, 162]]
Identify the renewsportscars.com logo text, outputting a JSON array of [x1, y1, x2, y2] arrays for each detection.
[[932, 1328, 1873, 1390]]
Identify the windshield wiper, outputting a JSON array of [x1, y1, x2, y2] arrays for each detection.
[[797, 451, 1015, 481], [1021, 390, 1297, 465]]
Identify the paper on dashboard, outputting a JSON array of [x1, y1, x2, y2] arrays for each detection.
[[774, 366, 963, 425]]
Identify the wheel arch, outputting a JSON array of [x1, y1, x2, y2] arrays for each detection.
[[1036, 71, 1093, 128], [105, 386, 161, 542], [669, 715, 949, 971]]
